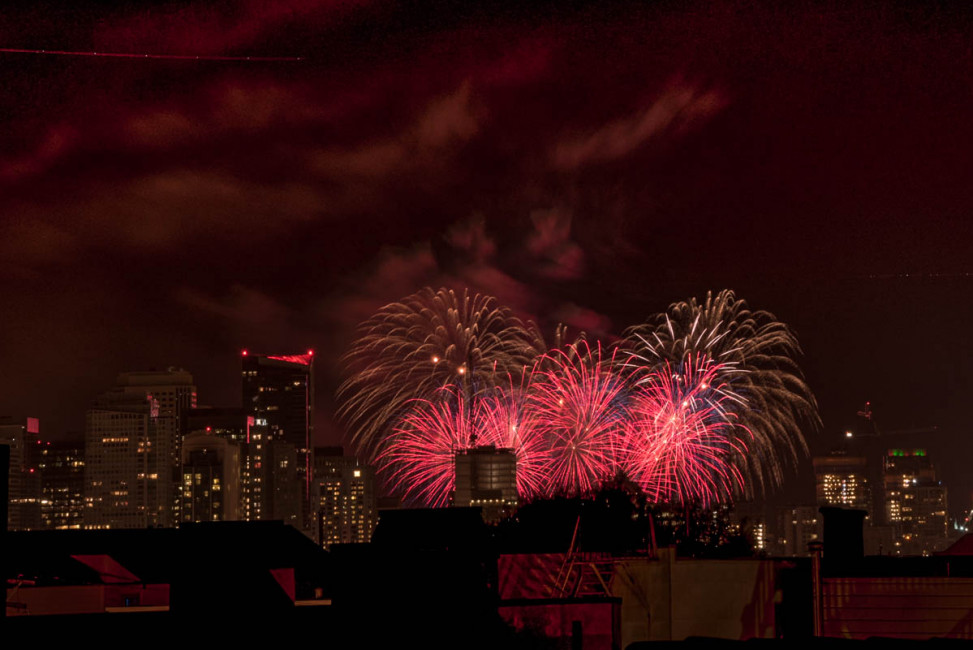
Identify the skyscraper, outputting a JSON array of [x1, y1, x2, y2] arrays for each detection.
[[185, 406, 269, 522], [883, 448, 949, 555], [813, 451, 872, 514], [113, 369, 197, 521], [180, 431, 241, 522], [84, 392, 159, 529], [38, 440, 85, 530], [242, 351, 314, 534], [84, 368, 196, 529]]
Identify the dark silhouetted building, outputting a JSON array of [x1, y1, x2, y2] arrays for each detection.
[[772, 505, 821, 556], [4, 521, 330, 623]]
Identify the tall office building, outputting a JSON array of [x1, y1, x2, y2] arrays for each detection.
[[313, 447, 376, 547], [185, 406, 269, 522], [242, 351, 314, 534], [454, 445, 518, 522], [84, 369, 196, 529], [38, 440, 85, 529], [813, 451, 872, 513], [883, 448, 949, 555], [0, 416, 42, 530], [84, 393, 159, 529], [113, 369, 197, 521], [180, 431, 241, 522]]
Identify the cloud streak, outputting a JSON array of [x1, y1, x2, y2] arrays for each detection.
[[552, 81, 727, 170]]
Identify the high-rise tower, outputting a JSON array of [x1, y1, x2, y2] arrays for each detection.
[[180, 431, 241, 522], [38, 439, 85, 529], [84, 368, 196, 529], [242, 351, 314, 534], [883, 448, 949, 555], [813, 451, 872, 513], [185, 406, 269, 522], [313, 447, 376, 547]]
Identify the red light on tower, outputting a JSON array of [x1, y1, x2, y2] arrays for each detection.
[[242, 349, 249, 356], [307, 349, 314, 356]]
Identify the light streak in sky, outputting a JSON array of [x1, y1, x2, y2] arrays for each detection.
[[0, 47, 303, 61]]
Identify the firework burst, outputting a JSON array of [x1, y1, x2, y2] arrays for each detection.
[[342, 286, 818, 508], [529, 341, 627, 497], [475, 376, 551, 500], [622, 290, 818, 493], [338, 287, 538, 461], [378, 388, 475, 507], [622, 354, 748, 506]]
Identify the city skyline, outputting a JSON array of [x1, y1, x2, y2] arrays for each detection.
[[7, 362, 966, 534]]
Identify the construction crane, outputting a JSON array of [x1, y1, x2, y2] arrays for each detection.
[[845, 401, 938, 438]]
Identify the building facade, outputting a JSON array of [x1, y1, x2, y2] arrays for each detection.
[[242, 352, 314, 534], [883, 448, 949, 555], [38, 440, 85, 530], [84, 369, 196, 529], [813, 452, 872, 514], [454, 446, 518, 521], [113, 369, 197, 523], [180, 432, 241, 522], [185, 406, 269, 522], [313, 447, 376, 547]]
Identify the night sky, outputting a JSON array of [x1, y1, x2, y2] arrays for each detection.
[[3, 1, 973, 511]]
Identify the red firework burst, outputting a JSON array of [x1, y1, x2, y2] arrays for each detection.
[[622, 354, 748, 506], [529, 342, 627, 496], [378, 389, 474, 507], [476, 377, 552, 500]]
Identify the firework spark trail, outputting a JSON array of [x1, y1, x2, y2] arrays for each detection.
[[338, 287, 538, 461], [622, 354, 749, 506], [529, 341, 627, 496], [378, 389, 475, 507]]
